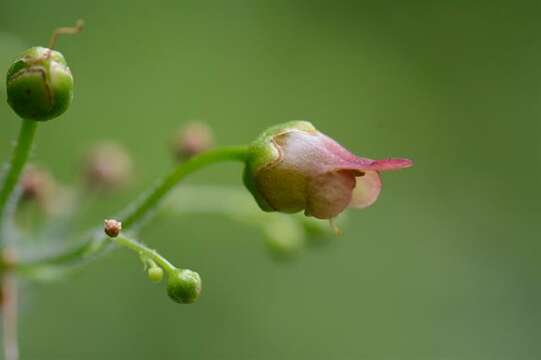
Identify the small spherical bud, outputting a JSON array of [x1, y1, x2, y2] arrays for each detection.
[[104, 219, 122, 238], [83, 142, 133, 191], [6, 47, 74, 121], [166, 269, 202, 304], [147, 267, 164, 283], [172, 122, 214, 160]]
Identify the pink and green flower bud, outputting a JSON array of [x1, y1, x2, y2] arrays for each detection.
[[6, 47, 74, 121], [167, 269, 202, 304], [244, 121, 412, 220]]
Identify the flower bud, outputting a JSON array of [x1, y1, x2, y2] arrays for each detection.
[[83, 142, 133, 192], [147, 266, 164, 283], [18, 165, 74, 215], [104, 219, 122, 238], [6, 47, 74, 121], [171, 122, 214, 160], [263, 217, 304, 258], [20, 165, 55, 204], [167, 269, 202, 304], [244, 121, 412, 220]]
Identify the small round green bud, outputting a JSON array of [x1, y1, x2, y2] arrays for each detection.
[[147, 267, 164, 283], [263, 217, 304, 259], [166, 269, 202, 304], [6, 47, 74, 121]]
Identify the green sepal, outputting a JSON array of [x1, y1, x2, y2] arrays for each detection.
[[243, 121, 316, 213]]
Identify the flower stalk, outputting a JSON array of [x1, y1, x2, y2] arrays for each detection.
[[120, 145, 249, 229], [14, 145, 250, 272], [0, 119, 38, 241], [112, 234, 177, 274]]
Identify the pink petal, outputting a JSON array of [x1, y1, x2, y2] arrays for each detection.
[[348, 171, 382, 209], [318, 133, 412, 172], [367, 158, 413, 171], [338, 157, 413, 173], [305, 170, 356, 219]]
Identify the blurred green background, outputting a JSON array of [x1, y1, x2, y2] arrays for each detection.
[[1, 0, 541, 359]]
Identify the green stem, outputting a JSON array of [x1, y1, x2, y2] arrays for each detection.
[[113, 235, 177, 274], [120, 145, 249, 229], [15, 145, 249, 272], [0, 120, 38, 239]]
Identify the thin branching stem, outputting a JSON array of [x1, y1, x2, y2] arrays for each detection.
[[15, 145, 249, 273], [120, 145, 249, 228], [113, 235, 177, 274]]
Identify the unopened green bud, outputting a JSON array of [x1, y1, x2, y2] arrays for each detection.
[[167, 269, 202, 304], [263, 217, 304, 259], [6, 47, 74, 121], [147, 266, 164, 283]]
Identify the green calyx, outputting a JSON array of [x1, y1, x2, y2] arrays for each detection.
[[243, 120, 316, 212], [6, 46, 74, 121], [167, 269, 202, 304]]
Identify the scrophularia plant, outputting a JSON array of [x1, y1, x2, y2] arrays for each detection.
[[0, 22, 413, 360]]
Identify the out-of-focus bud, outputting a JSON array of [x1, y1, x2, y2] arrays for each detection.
[[20, 165, 55, 204], [6, 47, 74, 121], [243, 121, 413, 220], [263, 217, 304, 259], [83, 142, 133, 192], [147, 266, 164, 283], [19, 165, 74, 215], [167, 268, 202, 304], [104, 219, 122, 238], [171, 122, 214, 160]]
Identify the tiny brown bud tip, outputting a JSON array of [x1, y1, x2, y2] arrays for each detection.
[[104, 219, 122, 238], [172, 122, 214, 160]]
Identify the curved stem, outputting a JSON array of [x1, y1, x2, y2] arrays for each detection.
[[119, 145, 249, 229], [48, 19, 84, 49], [15, 145, 249, 272], [113, 235, 177, 274], [0, 120, 38, 243]]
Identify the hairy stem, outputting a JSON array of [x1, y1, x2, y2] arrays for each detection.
[[0, 120, 38, 244], [15, 145, 249, 272]]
